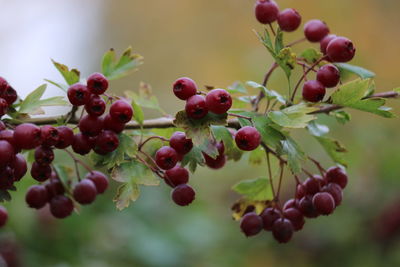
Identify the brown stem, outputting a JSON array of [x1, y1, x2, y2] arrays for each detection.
[[138, 136, 169, 151], [253, 62, 279, 111], [64, 149, 93, 173], [286, 37, 307, 47]]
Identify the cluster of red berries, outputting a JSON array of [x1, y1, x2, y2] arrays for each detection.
[[239, 166, 348, 243], [254, 0, 356, 102], [0, 77, 18, 117]]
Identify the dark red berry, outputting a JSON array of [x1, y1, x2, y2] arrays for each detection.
[[45, 178, 65, 200], [85, 95, 106, 116], [254, 0, 279, 24], [25, 185, 48, 209], [322, 183, 343, 206], [204, 154, 226, 169], [313, 174, 328, 188], [317, 64, 340, 88], [327, 37, 356, 63], [185, 95, 208, 119], [73, 179, 97, 205], [0, 206, 8, 227], [86, 171, 108, 194], [303, 177, 321, 195], [0, 77, 8, 94], [67, 83, 91, 106], [109, 100, 133, 123], [277, 8, 301, 32], [240, 212, 263, 237], [312, 192, 335, 215], [95, 130, 119, 153], [49, 195, 74, 219], [0, 130, 17, 151], [165, 166, 189, 188], [0, 140, 15, 168], [283, 208, 305, 231], [0, 98, 8, 117], [72, 133, 95, 155], [2, 86, 17, 105], [11, 154, 27, 181], [41, 125, 60, 147], [304, 19, 329, 42], [173, 77, 197, 100], [302, 80, 326, 102], [320, 34, 337, 55], [260, 208, 281, 231], [272, 218, 294, 243], [103, 114, 125, 133], [155, 146, 178, 170], [205, 89, 232, 114], [31, 162, 52, 182], [78, 115, 104, 137], [0, 167, 15, 190], [169, 132, 193, 155], [87, 72, 109, 95], [235, 126, 261, 151], [299, 195, 319, 218], [13, 123, 42, 150], [55, 126, 74, 149], [296, 184, 306, 199], [171, 184, 195, 206], [325, 166, 348, 189], [34, 146, 54, 166], [283, 199, 298, 210]]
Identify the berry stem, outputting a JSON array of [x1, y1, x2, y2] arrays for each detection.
[[253, 62, 279, 112], [268, 23, 276, 36], [138, 136, 170, 151], [286, 37, 307, 47], [63, 149, 93, 174]]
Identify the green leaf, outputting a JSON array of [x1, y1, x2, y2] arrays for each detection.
[[252, 115, 285, 150], [125, 83, 164, 114], [131, 99, 144, 125], [44, 79, 68, 93], [53, 164, 74, 192], [114, 183, 140, 211], [248, 146, 265, 166], [269, 103, 318, 128], [211, 125, 243, 161], [18, 84, 68, 115], [307, 121, 329, 137], [227, 82, 248, 94], [0, 190, 11, 203], [394, 87, 400, 93], [51, 59, 80, 86], [331, 110, 351, 124], [274, 29, 284, 54], [181, 146, 205, 173], [277, 137, 306, 174], [336, 63, 375, 79], [102, 47, 144, 81], [300, 48, 323, 64], [246, 81, 286, 104], [232, 177, 273, 201]]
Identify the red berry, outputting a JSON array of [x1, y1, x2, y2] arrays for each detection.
[[277, 8, 301, 32], [0, 206, 8, 227], [205, 89, 232, 114], [34, 146, 54, 166], [303, 177, 321, 195], [296, 184, 306, 199], [103, 114, 125, 133], [79, 115, 104, 137], [298, 195, 319, 218], [2, 86, 17, 105], [272, 218, 294, 243], [86, 171, 108, 194], [325, 166, 348, 189], [235, 126, 261, 151], [240, 212, 264, 237], [320, 34, 337, 55], [26, 185, 48, 209], [283, 199, 298, 210], [155, 146, 178, 170], [72, 133, 95, 155], [0, 140, 15, 168], [322, 183, 343, 206], [95, 130, 119, 153], [0, 130, 17, 151], [203, 142, 226, 169], [254, 0, 279, 24], [317, 64, 340, 88], [49, 195, 74, 219], [0, 98, 8, 117], [304, 19, 329, 42], [313, 174, 328, 188], [326, 37, 356, 63], [87, 72, 109, 95], [55, 126, 74, 149], [67, 83, 91, 106], [85, 95, 106, 116], [260, 207, 281, 231], [31, 162, 52, 182], [109, 100, 133, 123], [165, 166, 189, 188], [0, 167, 14, 190], [0, 77, 8, 94], [171, 184, 195, 206], [185, 95, 208, 119], [283, 208, 305, 231], [169, 131, 193, 155], [11, 154, 27, 181], [302, 80, 326, 102], [73, 179, 97, 205], [173, 77, 197, 100], [13, 123, 42, 150], [41, 125, 60, 147], [45, 178, 65, 200], [312, 192, 335, 215]]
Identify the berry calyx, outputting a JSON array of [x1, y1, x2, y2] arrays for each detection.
[[173, 77, 197, 100], [25, 185, 48, 209], [260, 207, 281, 231], [272, 218, 294, 243], [155, 146, 178, 170], [95, 130, 119, 153], [73, 179, 98, 205], [49, 195, 74, 219], [41, 125, 60, 147], [325, 166, 348, 189], [171, 184, 195, 206], [13, 123, 42, 150], [109, 100, 133, 123], [302, 80, 326, 102], [169, 131, 193, 155], [326, 37, 356, 63], [277, 8, 301, 32], [86, 171, 109, 194], [34, 146, 55, 165], [304, 19, 329, 42], [254, 0, 280, 24], [165, 166, 189, 187], [240, 212, 264, 237], [205, 89, 232, 114], [312, 192, 335, 215], [185, 95, 208, 119], [235, 126, 261, 151], [87, 72, 109, 95], [67, 83, 91, 106]]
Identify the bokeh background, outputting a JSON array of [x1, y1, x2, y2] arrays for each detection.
[[0, 0, 400, 266]]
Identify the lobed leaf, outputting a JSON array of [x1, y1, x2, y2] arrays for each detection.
[[51, 59, 80, 85], [336, 63, 376, 79], [232, 177, 273, 201], [102, 47, 144, 81], [268, 103, 318, 128], [300, 48, 323, 64]]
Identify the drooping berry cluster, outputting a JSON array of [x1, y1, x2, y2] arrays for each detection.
[[239, 166, 347, 243]]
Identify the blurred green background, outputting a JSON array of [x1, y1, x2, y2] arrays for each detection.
[[1, 0, 400, 266]]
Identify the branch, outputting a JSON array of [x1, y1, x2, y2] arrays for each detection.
[[252, 62, 279, 111]]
